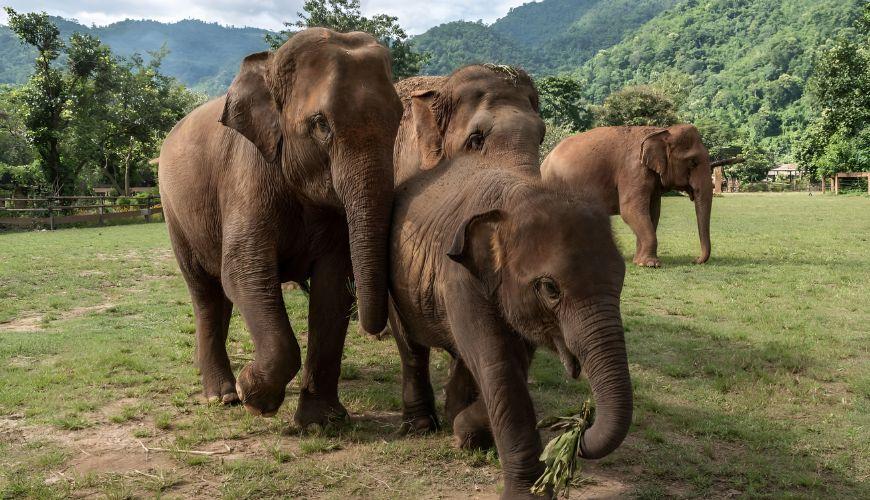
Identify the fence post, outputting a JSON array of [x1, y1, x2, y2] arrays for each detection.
[[98, 196, 104, 225], [47, 197, 54, 230], [713, 167, 723, 194], [144, 195, 152, 223], [833, 175, 839, 195]]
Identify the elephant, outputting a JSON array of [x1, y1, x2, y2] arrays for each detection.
[[389, 156, 632, 498], [393, 64, 545, 183], [541, 125, 713, 267], [158, 28, 402, 425]]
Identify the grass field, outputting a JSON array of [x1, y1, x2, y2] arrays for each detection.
[[1, 193, 868, 499]]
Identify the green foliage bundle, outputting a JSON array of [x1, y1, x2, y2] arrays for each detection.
[[266, 0, 428, 80], [531, 400, 594, 497]]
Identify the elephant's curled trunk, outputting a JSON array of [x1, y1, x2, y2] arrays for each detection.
[[565, 298, 633, 460]]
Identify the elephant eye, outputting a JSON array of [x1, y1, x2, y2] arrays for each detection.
[[310, 114, 332, 144], [535, 277, 562, 306], [466, 132, 485, 151]]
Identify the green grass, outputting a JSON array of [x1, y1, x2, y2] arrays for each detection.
[[0, 193, 868, 498]]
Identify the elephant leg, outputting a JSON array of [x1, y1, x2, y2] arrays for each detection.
[[621, 195, 660, 267], [166, 223, 237, 405], [650, 194, 661, 232], [449, 342, 534, 450], [446, 291, 544, 499], [295, 254, 353, 429], [393, 304, 439, 434], [444, 356, 479, 424], [222, 240, 301, 417], [190, 279, 237, 404]]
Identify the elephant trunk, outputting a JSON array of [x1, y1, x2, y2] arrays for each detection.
[[691, 164, 713, 264], [564, 297, 633, 460], [336, 152, 394, 335]]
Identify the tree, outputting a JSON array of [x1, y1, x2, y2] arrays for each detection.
[[797, 3, 870, 178], [5, 8, 69, 193], [594, 85, 679, 127], [0, 85, 35, 167], [536, 75, 593, 132], [266, 0, 428, 80]]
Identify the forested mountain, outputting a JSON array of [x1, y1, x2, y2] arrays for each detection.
[[0, 18, 270, 94], [413, 0, 679, 75], [576, 0, 864, 156]]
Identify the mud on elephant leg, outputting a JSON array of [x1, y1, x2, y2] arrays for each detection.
[[189, 277, 237, 405], [295, 255, 353, 429], [394, 310, 439, 434]]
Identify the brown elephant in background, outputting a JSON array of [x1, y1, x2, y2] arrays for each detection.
[[389, 157, 632, 498], [541, 125, 713, 267], [158, 28, 402, 425], [393, 64, 546, 183]]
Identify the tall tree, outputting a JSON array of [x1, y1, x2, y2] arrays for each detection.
[[266, 0, 428, 80], [4, 8, 69, 193], [536, 75, 593, 132], [797, 3, 870, 178]]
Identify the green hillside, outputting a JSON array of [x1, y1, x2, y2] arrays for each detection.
[[0, 18, 270, 94], [411, 21, 531, 75], [576, 0, 864, 155], [413, 0, 679, 75]]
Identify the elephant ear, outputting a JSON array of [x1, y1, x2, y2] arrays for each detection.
[[640, 129, 671, 179], [447, 209, 505, 294], [410, 89, 444, 170], [221, 51, 283, 164]]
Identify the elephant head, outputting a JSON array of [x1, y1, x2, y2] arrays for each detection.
[[641, 124, 713, 264], [220, 29, 402, 333], [394, 65, 545, 182], [448, 195, 632, 460]]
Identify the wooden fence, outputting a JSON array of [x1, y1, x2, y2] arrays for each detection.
[[821, 172, 870, 195], [0, 195, 161, 229]]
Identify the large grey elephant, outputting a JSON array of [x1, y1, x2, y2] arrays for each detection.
[[389, 157, 632, 499], [158, 28, 402, 425], [541, 125, 714, 267]]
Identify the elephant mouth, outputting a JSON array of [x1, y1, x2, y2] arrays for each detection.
[[554, 336, 582, 379]]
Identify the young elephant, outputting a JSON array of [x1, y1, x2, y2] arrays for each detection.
[[159, 29, 401, 425], [541, 125, 714, 267], [390, 158, 632, 498]]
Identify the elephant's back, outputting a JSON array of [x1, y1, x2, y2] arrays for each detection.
[[158, 97, 234, 275]]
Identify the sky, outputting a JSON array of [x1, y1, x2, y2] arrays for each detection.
[[1, 0, 532, 35]]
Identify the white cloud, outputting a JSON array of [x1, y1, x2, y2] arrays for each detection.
[[2, 0, 533, 34]]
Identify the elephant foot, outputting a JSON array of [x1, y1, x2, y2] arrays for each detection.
[[452, 400, 493, 450], [633, 256, 661, 268], [399, 413, 440, 435], [294, 391, 349, 429], [202, 370, 240, 405], [235, 363, 287, 417], [694, 255, 710, 265]]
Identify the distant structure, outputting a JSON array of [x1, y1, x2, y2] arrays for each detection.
[[767, 163, 799, 181]]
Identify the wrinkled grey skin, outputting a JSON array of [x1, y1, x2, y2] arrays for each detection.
[[541, 125, 713, 267], [158, 28, 401, 425], [389, 157, 632, 499]]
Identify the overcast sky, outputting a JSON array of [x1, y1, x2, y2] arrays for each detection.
[[2, 0, 531, 35]]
